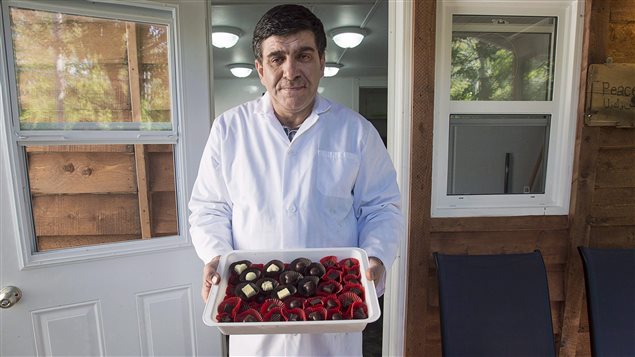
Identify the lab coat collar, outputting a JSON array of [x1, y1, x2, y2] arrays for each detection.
[[257, 92, 332, 140]]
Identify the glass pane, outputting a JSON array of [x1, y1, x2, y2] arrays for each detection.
[[451, 15, 556, 101], [9, 7, 172, 130], [25, 144, 178, 251], [447, 114, 549, 195]]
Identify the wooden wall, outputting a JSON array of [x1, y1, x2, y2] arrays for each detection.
[[561, 1, 635, 356], [28, 144, 178, 251], [405, 0, 635, 356]]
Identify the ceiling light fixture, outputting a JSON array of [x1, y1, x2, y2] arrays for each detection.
[[211, 26, 243, 48], [227, 63, 254, 78], [329, 27, 368, 49], [324, 63, 343, 77]]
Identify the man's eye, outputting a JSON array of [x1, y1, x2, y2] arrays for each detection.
[[270, 57, 283, 65], [299, 54, 312, 61]]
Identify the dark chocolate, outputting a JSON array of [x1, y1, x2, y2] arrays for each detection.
[[234, 282, 260, 301], [289, 257, 311, 273], [279, 270, 303, 285], [297, 276, 320, 297], [305, 262, 326, 277], [263, 259, 284, 277]]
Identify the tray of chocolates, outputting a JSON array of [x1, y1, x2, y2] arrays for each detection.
[[202, 247, 381, 335]]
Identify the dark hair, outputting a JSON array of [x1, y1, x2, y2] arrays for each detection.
[[252, 4, 326, 62]]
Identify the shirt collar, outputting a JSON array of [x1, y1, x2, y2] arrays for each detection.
[[257, 92, 332, 125]]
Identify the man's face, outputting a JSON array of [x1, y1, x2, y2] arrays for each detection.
[[255, 30, 325, 123]]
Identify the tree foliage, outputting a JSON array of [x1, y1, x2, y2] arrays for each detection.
[[450, 33, 551, 102], [10, 8, 171, 130]]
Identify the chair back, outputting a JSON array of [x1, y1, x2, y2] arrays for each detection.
[[434, 250, 555, 357], [579, 247, 635, 357]]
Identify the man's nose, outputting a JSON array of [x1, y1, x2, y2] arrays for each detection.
[[282, 59, 300, 80]]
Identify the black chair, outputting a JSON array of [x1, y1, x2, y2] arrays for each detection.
[[433, 250, 555, 357], [578, 247, 635, 357]]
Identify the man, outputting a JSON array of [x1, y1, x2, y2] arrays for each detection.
[[189, 4, 403, 356]]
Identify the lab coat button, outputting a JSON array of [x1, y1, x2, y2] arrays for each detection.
[[288, 205, 297, 213]]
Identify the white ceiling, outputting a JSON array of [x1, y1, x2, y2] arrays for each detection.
[[210, 0, 388, 79]]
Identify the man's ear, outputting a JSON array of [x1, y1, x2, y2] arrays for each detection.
[[255, 59, 264, 79], [319, 55, 325, 77]]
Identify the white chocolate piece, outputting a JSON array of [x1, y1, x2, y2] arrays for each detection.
[[276, 287, 291, 299], [234, 263, 248, 274], [245, 271, 257, 281], [241, 284, 256, 298], [261, 281, 274, 291], [266, 264, 280, 273]]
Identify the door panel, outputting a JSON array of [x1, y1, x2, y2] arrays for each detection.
[[0, 0, 220, 355]]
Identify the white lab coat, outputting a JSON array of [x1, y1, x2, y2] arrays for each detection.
[[189, 93, 403, 356]]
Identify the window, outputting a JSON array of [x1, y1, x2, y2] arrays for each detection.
[[1, 0, 187, 263], [432, 0, 584, 217]]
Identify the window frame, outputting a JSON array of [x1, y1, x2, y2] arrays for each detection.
[[2, 0, 179, 143], [431, 0, 584, 217], [0, 0, 195, 269]]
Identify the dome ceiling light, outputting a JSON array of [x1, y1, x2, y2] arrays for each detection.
[[227, 63, 254, 78], [329, 27, 368, 49], [324, 63, 343, 77], [212, 26, 243, 48]]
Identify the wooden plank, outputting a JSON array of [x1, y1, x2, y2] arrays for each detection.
[[596, 169, 635, 187], [32, 194, 140, 236], [127, 22, 153, 239], [26, 144, 134, 153], [560, 138, 598, 355], [589, 0, 609, 65], [558, 0, 595, 354], [575, 332, 592, 357], [426, 271, 439, 308], [551, 301, 564, 335], [146, 144, 173, 153], [590, 225, 635, 247], [430, 230, 569, 253], [599, 127, 635, 148], [609, 0, 635, 22], [595, 148, 635, 188], [593, 187, 635, 205], [406, 1, 436, 355], [151, 191, 178, 235], [28, 152, 136, 194], [597, 147, 635, 170], [579, 295, 590, 330], [149, 152, 176, 192], [590, 203, 635, 226], [134, 145, 153, 239], [37, 234, 139, 251], [430, 215, 569, 232], [548, 269, 565, 301], [607, 23, 635, 63]]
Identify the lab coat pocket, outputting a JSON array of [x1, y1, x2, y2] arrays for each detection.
[[316, 151, 359, 199]]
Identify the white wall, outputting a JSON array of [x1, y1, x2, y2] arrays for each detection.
[[212, 76, 386, 117]]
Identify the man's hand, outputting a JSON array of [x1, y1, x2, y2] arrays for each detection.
[[365, 256, 385, 283], [202, 255, 222, 302]]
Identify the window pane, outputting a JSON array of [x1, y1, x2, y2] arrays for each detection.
[[9, 8, 171, 130], [25, 144, 178, 251], [447, 114, 549, 195], [451, 15, 556, 101]]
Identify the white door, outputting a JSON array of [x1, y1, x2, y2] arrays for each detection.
[[0, 0, 222, 355]]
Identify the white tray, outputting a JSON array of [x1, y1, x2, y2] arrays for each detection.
[[202, 247, 380, 335]]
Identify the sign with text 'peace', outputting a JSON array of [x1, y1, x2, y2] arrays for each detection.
[[586, 63, 635, 128]]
